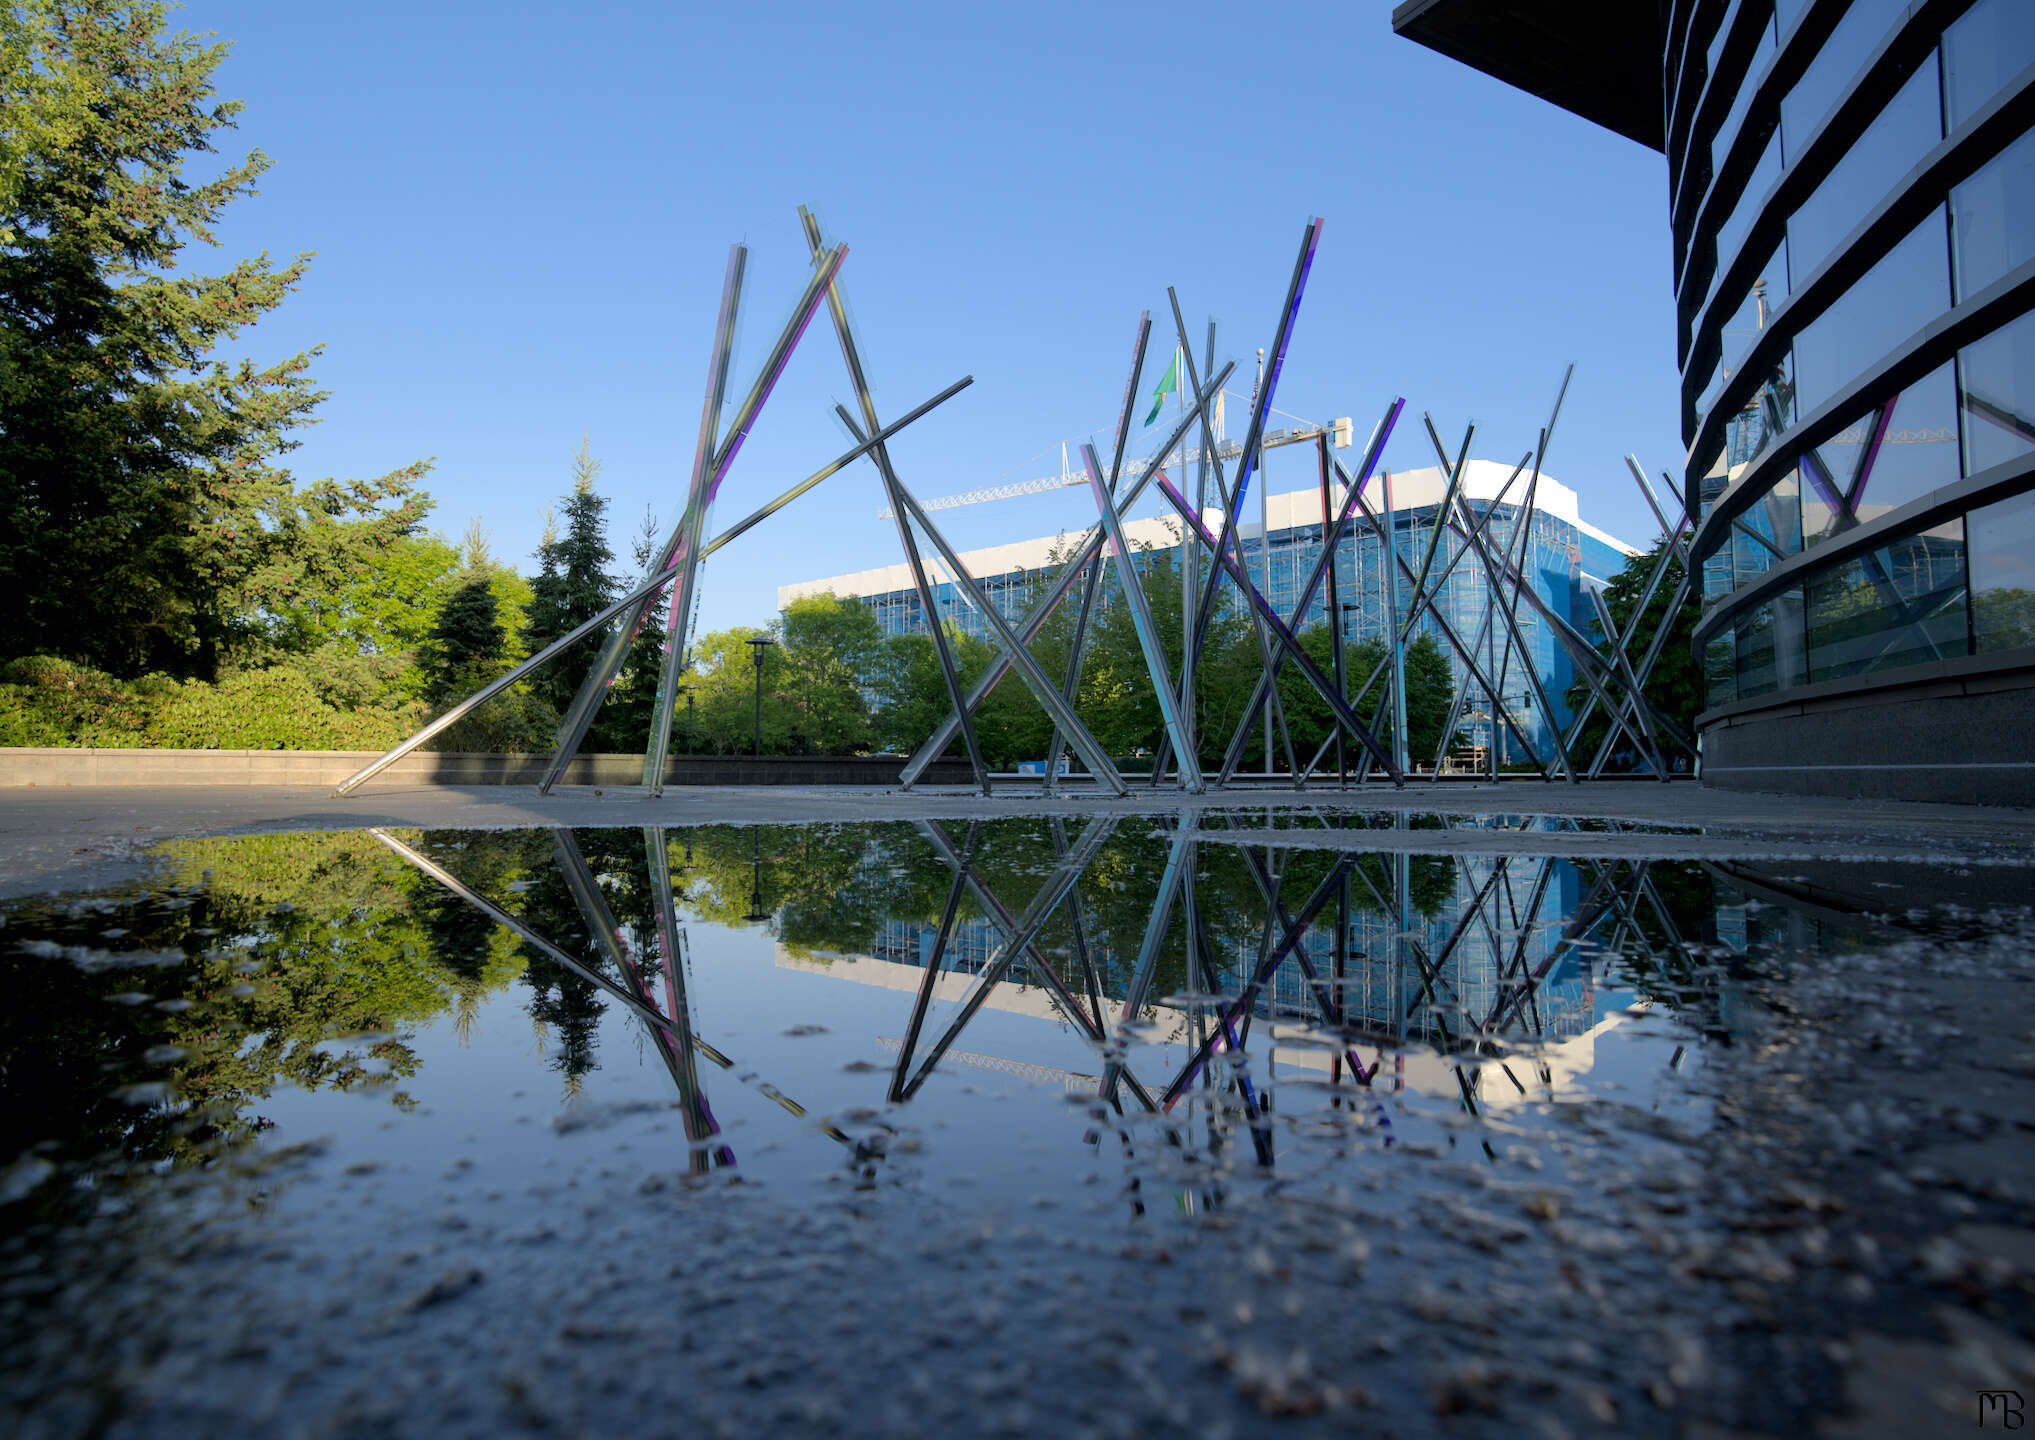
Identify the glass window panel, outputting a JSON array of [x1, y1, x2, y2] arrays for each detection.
[[1803, 361, 1961, 540], [1950, 128, 2035, 302], [1780, 0, 1908, 160], [1959, 309, 2035, 475], [1733, 587, 1807, 698], [1711, 131, 1783, 284], [1707, 467, 1804, 610], [1791, 207, 1949, 417], [1708, 8, 1779, 178], [1748, 468, 1804, 567], [1705, 0, 1744, 81], [1698, 243, 1790, 430], [1942, 0, 2035, 131], [1705, 627, 1738, 707], [1786, 61, 1942, 284], [1773, 0, 1807, 33], [1805, 522, 1970, 682], [1967, 489, 2035, 651], [1800, 399, 1878, 548]]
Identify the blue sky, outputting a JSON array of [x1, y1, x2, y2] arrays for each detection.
[[188, 0, 1677, 634]]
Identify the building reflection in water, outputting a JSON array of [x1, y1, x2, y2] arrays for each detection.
[[373, 815, 1786, 1185]]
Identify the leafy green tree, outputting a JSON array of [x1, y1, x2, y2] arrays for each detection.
[[1563, 536, 1699, 770], [870, 630, 956, 755], [1976, 587, 2035, 650], [1075, 545, 1185, 760], [0, 1, 84, 248], [780, 592, 883, 754], [684, 625, 797, 754], [273, 532, 461, 665], [0, 0, 432, 679]]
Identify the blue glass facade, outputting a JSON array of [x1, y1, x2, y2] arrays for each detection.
[[815, 487, 1634, 762]]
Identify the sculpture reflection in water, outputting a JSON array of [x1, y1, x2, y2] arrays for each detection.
[[371, 818, 1727, 1192]]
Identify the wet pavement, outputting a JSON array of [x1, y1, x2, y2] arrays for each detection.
[[2, 807, 2033, 1437]]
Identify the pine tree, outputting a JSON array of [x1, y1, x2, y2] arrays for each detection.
[[0, 0, 431, 678], [597, 506, 667, 752], [524, 435, 616, 714], [423, 577, 505, 706], [1564, 537, 1700, 770]]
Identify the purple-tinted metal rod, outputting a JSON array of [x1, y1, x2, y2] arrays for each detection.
[[1844, 396, 1897, 515], [894, 361, 1237, 787], [1185, 218, 1324, 664], [1157, 474, 1400, 779], [548, 244, 848, 795], [1201, 397, 1406, 785], [1227, 217, 1324, 526]]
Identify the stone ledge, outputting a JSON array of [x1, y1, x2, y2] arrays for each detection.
[[0, 749, 977, 789]]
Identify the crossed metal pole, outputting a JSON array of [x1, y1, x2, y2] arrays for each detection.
[[336, 209, 1700, 800]]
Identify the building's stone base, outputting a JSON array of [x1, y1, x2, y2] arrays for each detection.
[[1699, 659, 2035, 806]]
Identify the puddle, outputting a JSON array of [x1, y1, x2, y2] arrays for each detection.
[[2, 816, 2031, 1436], [0, 817, 1987, 1222]]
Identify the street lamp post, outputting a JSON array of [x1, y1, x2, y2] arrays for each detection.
[[746, 636, 776, 758], [743, 827, 769, 922]]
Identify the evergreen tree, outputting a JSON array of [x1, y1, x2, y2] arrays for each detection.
[[1563, 537, 1700, 770], [524, 435, 616, 714], [0, 0, 431, 678], [598, 505, 667, 753], [1402, 631, 1459, 765], [423, 576, 505, 706]]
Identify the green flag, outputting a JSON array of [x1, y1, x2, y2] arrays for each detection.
[[1143, 351, 1181, 425]]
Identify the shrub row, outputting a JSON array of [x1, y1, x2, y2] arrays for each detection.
[[0, 656, 428, 751]]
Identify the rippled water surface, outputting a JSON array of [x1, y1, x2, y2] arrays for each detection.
[[3, 815, 2030, 1437]]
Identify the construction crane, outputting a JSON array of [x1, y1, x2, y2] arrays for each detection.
[[875, 391, 1355, 518]]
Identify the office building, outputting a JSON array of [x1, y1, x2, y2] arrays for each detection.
[[780, 463, 1637, 763], [1394, 0, 2035, 801]]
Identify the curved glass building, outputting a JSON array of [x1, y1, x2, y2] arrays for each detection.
[[1395, 0, 2035, 802]]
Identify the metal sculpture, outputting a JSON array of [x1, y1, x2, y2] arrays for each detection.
[[337, 206, 1700, 799]]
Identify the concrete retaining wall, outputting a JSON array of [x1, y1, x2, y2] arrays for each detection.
[[0, 749, 978, 789]]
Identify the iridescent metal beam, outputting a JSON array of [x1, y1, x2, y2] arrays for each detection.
[[839, 410, 1129, 797], [800, 206, 993, 796], [1206, 399, 1406, 786], [1081, 443, 1203, 792], [1183, 220, 1323, 723], [1152, 474, 1399, 780], [329, 375, 970, 797], [641, 246, 747, 792], [544, 243, 848, 794], [893, 362, 1236, 787], [1150, 287, 1297, 788], [1044, 313, 1150, 795]]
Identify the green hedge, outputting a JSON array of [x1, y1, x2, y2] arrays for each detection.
[[0, 656, 429, 751]]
